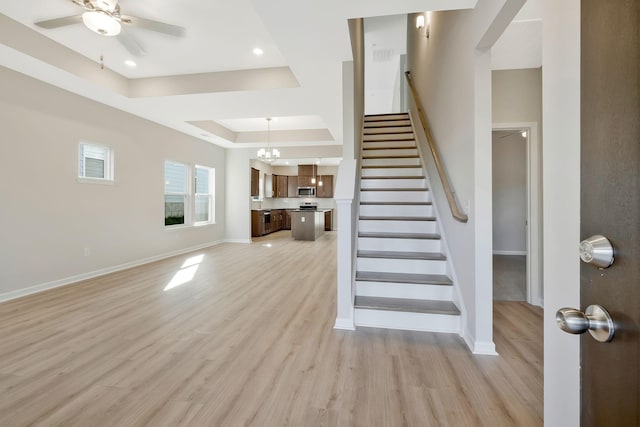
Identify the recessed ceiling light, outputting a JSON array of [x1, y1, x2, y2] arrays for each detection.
[[252, 47, 264, 56], [124, 60, 136, 67]]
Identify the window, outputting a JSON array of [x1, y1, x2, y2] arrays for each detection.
[[164, 161, 215, 228], [78, 142, 114, 182], [194, 165, 214, 225], [164, 161, 188, 227]]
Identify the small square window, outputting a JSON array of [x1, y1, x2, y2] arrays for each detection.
[[78, 143, 114, 182]]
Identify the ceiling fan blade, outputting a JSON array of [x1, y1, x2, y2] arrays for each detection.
[[117, 29, 147, 57], [34, 15, 83, 29], [121, 15, 185, 37]]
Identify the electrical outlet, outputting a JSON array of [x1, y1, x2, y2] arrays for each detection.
[[301, 217, 306, 222], [84, 247, 91, 257]]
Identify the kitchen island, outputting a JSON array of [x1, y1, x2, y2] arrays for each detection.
[[291, 210, 326, 241]]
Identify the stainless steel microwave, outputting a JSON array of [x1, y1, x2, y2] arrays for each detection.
[[297, 187, 316, 197]]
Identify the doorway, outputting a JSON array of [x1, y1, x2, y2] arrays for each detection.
[[492, 123, 542, 307]]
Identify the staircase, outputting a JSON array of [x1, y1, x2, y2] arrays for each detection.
[[354, 112, 461, 332]]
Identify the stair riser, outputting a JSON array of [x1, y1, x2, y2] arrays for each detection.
[[361, 178, 427, 189], [362, 158, 421, 167], [363, 134, 415, 142], [354, 309, 460, 333], [360, 191, 430, 203], [361, 167, 424, 177], [357, 257, 446, 274], [357, 236, 441, 252], [362, 149, 418, 158], [365, 114, 409, 122], [359, 220, 437, 234], [359, 204, 432, 217], [356, 281, 452, 301], [363, 126, 413, 135], [364, 120, 411, 128]]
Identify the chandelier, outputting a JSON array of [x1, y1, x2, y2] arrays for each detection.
[[256, 118, 280, 161]]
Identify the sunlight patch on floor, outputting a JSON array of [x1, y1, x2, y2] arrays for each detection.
[[164, 254, 204, 291]]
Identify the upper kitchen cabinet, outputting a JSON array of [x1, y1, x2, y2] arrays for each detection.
[[316, 175, 334, 198], [298, 164, 318, 187], [274, 175, 288, 198], [250, 168, 259, 197]]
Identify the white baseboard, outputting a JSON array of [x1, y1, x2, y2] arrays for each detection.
[[493, 250, 527, 256], [472, 340, 498, 355], [0, 240, 224, 304], [461, 330, 499, 355], [224, 238, 252, 244], [334, 316, 355, 330]]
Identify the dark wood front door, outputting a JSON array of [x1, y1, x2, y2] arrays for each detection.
[[580, 0, 639, 425]]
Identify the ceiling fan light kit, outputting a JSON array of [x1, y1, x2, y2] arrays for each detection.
[[82, 10, 121, 36], [34, 0, 185, 56]]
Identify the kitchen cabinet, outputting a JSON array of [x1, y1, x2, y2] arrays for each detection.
[[324, 210, 332, 231], [250, 168, 259, 197], [252, 210, 289, 237], [274, 175, 288, 198], [283, 209, 292, 229], [251, 210, 265, 237], [316, 175, 334, 198], [298, 164, 318, 187], [287, 176, 298, 197]]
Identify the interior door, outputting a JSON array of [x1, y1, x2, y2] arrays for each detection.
[[580, 0, 639, 425]]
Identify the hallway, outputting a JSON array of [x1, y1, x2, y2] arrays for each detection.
[[0, 231, 542, 426]]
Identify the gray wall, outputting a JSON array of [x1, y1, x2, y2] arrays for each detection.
[[492, 132, 527, 253], [0, 66, 226, 298]]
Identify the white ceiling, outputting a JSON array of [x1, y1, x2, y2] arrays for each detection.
[[3, 0, 524, 153]]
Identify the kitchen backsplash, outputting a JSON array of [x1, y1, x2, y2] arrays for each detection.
[[251, 197, 336, 211]]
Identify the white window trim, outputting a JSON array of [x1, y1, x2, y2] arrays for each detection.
[[164, 160, 191, 229], [194, 164, 215, 226], [78, 141, 115, 183], [164, 161, 216, 230]]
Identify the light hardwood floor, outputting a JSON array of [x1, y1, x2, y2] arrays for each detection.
[[0, 231, 542, 426]]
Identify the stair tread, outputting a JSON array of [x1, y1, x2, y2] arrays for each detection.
[[363, 136, 415, 141], [354, 296, 460, 315], [359, 231, 440, 240], [362, 155, 419, 160], [363, 146, 417, 150], [362, 165, 421, 169], [364, 128, 413, 133], [360, 201, 431, 205], [356, 271, 452, 285], [361, 176, 426, 180], [365, 113, 409, 118], [358, 250, 446, 260], [360, 188, 427, 192], [360, 216, 436, 221]]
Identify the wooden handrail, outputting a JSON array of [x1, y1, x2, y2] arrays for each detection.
[[404, 71, 468, 223]]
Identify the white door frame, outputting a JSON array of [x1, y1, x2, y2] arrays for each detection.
[[492, 122, 542, 307]]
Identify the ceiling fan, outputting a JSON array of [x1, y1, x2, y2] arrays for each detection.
[[34, 0, 185, 56]]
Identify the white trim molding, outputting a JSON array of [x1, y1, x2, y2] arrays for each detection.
[[0, 240, 224, 303], [493, 122, 542, 308]]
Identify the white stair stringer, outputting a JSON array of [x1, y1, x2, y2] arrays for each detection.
[[354, 112, 461, 334]]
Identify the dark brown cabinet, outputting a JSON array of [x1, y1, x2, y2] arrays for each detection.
[[274, 175, 288, 198], [252, 209, 291, 237], [250, 168, 259, 197], [298, 164, 318, 187], [316, 175, 334, 198], [324, 210, 332, 231], [283, 209, 292, 230]]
